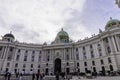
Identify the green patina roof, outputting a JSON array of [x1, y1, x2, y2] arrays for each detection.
[[106, 19, 120, 28], [57, 28, 69, 39], [54, 28, 69, 43]]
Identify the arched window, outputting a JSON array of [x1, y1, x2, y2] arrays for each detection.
[[109, 65, 113, 71]]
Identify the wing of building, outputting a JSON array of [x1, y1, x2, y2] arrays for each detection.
[[116, 0, 120, 8], [0, 18, 120, 75]]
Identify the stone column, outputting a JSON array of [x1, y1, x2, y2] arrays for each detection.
[[64, 48, 65, 60], [111, 36, 118, 52], [101, 39, 107, 56], [108, 36, 114, 52], [0, 46, 5, 59], [115, 35, 120, 51]]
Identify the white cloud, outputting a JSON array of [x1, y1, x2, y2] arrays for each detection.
[[0, 0, 86, 43]]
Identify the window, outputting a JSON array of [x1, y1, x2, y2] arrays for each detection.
[[92, 61, 95, 66], [90, 44, 93, 49], [15, 63, 18, 67], [100, 59, 104, 65], [38, 65, 40, 68], [24, 52, 28, 61], [16, 55, 20, 61], [83, 52, 86, 55], [6, 62, 10, 67], [77, 63, 79, 67], [104, 38, 108, 43], [76, 48, 78, 52], [108, 57, 112, 63], [99, 52, 102, 56], [25, 50, 28, 53], [47, 56, 50, 61], [0, 47, 2, 51], [66, 54, 69, 60], [7, 55, 12, 60], [18, 49, 21, 53], [23, 64, 26, 68], [107, 46, 111, 53], [24, 56, 27, 61], [31, 64, 33, 68], [91, 51, 94, 58], [46, 63, 48, 66], [31, 56, 34, 62], [66, 62, 69, 66], [84, 62, 87, 66], [38, 56, 41, 61], [98, 48, 102, 56], [10, 47, 13, 52], [22, 69, 25, 71], [39, 51, 41, 54], [83, 47, 85, 50], [99, 49, 101, 51], [39, 51, 41, 55], [66, 49, 69, 52], [32, 50, 35, 54], [76, 54, 79, 60], [83, 55, 87, 59], [98, 44, 100, 46]]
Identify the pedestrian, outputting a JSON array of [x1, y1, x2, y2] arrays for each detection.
[[19, 73, 23, 80], [36, 72, 39, 80], [4, 72, 7, 80], [7, 72, 11, 80], [56, 71, 59, 80], [15, 72, 19, 78], [32, 73, 35, 80]]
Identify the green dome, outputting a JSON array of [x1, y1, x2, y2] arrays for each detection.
[[55, 28, 69, 43], [105, 18, 120, 29], [57, 28, 69, 39]]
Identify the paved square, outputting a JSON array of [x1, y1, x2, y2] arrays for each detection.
[[1, 76, 120, 80]]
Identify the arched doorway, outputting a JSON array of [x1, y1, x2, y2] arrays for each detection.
[[54, 58, 61, 74]]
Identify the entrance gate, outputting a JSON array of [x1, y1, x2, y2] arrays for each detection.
[[54, 58, 61, 74]]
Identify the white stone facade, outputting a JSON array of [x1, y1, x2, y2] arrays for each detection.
[[116, 0, 120, 8], [0, 19, 120, 75]]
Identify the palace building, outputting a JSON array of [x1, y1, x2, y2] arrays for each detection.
[[0, 18, 120, 75]]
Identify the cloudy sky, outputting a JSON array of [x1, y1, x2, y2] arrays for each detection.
[[0, 0, 120, 44]]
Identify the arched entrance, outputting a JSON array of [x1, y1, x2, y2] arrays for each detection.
[[54, 58, 61, 74]]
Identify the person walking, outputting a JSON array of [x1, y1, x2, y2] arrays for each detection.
[[32, 73, 35, 80], [4, 72, 7, 80], [56, 71, 59, 80], [36, 72, 39, 80], [19, 73, 23, 80], [15, 72, 19, 78], [7, 72, 11, 80]]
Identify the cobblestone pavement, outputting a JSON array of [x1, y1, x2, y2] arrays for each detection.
[[0, 76, 32, 80], [0, 76, 120, 80], [71, 76, 120, 80]]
